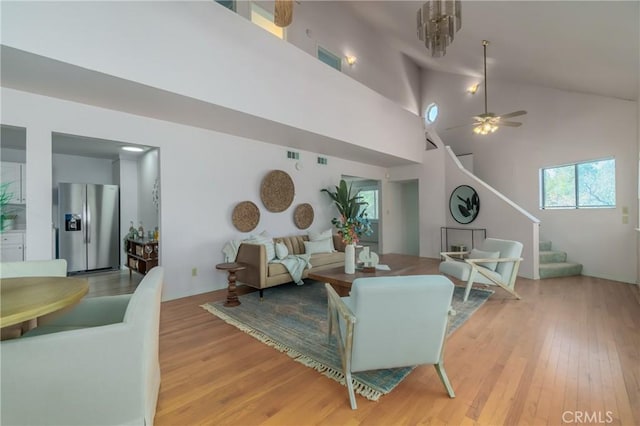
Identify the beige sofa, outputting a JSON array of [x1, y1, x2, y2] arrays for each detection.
[[236, 234, 345, 297]]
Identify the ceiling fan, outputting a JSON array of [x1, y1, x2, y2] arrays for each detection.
[[446, 40, 527, 135]]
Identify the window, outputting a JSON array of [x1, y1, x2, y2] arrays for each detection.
[[215, 0, 235, 11], [251, 3, 284, 39], [540, 158, 615, 209], [425, 103, 439, 125], [317, 46, 342, 71], [358, 189, 379, 220]]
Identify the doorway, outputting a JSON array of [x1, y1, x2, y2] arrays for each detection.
[[51, 133, 160, 272]]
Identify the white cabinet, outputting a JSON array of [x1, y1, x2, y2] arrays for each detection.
[[1, 232, 25, 261], [0, 162, 26, 204]]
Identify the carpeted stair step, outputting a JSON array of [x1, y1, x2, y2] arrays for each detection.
[[539, 262, 583, 279], [539, 250, 567, 264], [539, 241, 552, 251]]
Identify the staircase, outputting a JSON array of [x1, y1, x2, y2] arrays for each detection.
[[539, 241, 583, 279]]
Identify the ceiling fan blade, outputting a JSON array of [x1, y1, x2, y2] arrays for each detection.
[[498, 110, 527, 119], [444, 123, 473, 131], [499, 121, 522, 127]]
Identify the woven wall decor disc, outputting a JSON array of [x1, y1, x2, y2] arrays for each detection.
[[293, 203, 314, 229], [260, 170, 295, 212], [232, 201, 260, 232]]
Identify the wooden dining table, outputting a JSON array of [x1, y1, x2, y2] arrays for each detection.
[[0, 276, 89, 328]]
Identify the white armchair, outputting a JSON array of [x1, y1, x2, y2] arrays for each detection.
[[439, 238, 523, 302], [0, 266, 164, 426], [325, 275, 456, 409]]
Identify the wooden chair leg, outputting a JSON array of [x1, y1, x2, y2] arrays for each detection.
[[434, 363, 455, 398], [463, 268, 478, 302]]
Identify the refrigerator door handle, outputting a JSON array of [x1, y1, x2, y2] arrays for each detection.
[[86, 202, 91, 244]]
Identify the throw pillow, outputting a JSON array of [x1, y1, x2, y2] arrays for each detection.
[[303, 239, 333, 255], [275, 242, 289, 260], [308, 229, 336, 252], [245, 232, 275, 262], [468, 248, 500, 271]]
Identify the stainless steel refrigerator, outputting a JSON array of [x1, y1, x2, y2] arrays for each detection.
[[58, 183, 119, 273]]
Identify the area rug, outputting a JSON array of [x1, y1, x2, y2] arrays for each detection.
[[201, 281, 492, 401]]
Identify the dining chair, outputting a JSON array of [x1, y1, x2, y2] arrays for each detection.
[[1, 266, 163, 426]]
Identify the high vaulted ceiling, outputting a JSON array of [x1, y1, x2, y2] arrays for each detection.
[[348, 1, 639, 101]]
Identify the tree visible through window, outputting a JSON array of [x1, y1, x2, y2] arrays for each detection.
[[358, 189, 379, 220], [541, 158, 615, 209]]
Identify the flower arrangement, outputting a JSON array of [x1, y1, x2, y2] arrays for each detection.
[[321, 180, 373, 245], [330, 214, 372, 245]]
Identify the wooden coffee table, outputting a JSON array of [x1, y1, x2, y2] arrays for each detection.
[[308, 253, 438, 296]]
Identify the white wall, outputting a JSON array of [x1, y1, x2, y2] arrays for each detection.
[[424, 70, 639, 284], [279, 1, 422, 114], [445, 147, 540, 279], [137, 149, 159, 235], [115, 157, 139, 268], [2, 1, 424, 164], [2, 87, 388, 300], [387, 140, 447, 260]]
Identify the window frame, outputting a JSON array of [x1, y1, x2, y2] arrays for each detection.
[[250, 2, 285, 39], [215, 0, 236, 12], [540, 157, 616, 210], [317, 45, 342, 72], [425, 103, 439, 125]]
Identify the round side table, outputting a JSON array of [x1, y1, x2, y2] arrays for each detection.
[[215, 262, 246, 307]]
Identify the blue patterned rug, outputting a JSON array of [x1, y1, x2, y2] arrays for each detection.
[[202, 281, 492, 401]]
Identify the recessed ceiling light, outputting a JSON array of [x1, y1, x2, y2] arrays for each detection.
[[121, 146, 144, 152]]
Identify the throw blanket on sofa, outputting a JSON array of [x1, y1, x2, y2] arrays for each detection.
[[272, 254, 311, 285]]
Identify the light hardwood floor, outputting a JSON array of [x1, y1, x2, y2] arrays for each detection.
[[104, 263, 640, 425]]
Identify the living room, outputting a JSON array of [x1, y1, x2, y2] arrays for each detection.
[[1, 1, 639, 424], [2, 1, 638, 296]]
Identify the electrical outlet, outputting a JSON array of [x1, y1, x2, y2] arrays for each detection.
[[622, 215, 629, 225], [192, 267, 197, 277]]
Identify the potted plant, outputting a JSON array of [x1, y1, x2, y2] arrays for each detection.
[[321, 180, 373, 273], [0, 183, 17, 232]]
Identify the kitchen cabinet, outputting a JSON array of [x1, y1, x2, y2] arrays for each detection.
[[1, 232, 25, 261], [126, 238, 158, 276], [0, 162, 26, 204]]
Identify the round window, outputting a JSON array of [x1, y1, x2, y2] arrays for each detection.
[[425, 103, 439, 125]]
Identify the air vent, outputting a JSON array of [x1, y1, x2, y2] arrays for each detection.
[[287, 150, 300, 160], [317, 156, 328, 165]]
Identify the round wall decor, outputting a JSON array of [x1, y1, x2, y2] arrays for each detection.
[[293, 203, 314, 229], [260, 170, 295, 212], [449, 185, 480, 224], [232, 201, 260, 232]]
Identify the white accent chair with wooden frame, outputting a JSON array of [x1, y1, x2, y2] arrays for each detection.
[[325, 275, 456, 410], [439, 238, 523, 302]]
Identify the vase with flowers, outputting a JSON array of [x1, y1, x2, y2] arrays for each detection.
[[321, 180, 373, 273]]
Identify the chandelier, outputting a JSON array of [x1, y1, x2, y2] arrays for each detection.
[[416, 0, 462, 57]]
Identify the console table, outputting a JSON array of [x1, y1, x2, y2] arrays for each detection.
[[126, 238, 159, 276], [440, 227, 486, 254]]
